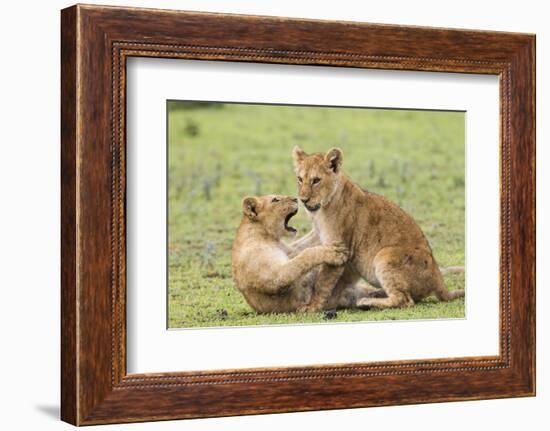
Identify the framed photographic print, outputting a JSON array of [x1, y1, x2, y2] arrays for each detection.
[[61, 4, 535, 425]]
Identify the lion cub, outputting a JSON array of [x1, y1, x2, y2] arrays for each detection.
[[292, 146, 464, 312], [231, 194, 348, 313]]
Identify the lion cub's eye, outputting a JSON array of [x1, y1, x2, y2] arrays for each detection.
[[297, 177, 303, 184], [312, 177, 321, 185], [271, 197, 280, 203]]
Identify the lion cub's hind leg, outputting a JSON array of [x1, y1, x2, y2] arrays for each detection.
[[354, 280, 388, 299], [356, 247, 417, 310], [356, 278, 415, 309], [329, 275, 387, 309]]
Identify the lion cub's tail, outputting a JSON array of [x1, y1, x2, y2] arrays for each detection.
[[435, 266, 465, 301], [439, 266, 465, 275], [435, 287, 465, 301]]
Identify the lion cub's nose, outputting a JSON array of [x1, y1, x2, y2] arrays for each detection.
[[301, 198, 309, 204], [292, 198, 298, 203]]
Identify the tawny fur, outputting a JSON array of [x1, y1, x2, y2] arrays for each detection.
[[231, 195, 351, 313], [292, 146, 465, 312]]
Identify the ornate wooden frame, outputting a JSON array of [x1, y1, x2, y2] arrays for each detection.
[[61, 4, 535, 425]]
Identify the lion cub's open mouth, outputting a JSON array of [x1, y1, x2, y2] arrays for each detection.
[[284, 209, 298, 233]]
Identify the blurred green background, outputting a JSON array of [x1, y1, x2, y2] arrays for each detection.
[[167, 101, 465, 328]]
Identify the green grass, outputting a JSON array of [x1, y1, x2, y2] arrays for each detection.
[[168, 102, 465, 328]]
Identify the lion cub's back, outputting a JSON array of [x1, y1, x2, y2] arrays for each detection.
[[361, 190, 430, 248]]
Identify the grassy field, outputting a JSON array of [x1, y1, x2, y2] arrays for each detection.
[[167, 101, 465, 329]]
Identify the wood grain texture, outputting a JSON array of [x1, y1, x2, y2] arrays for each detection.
[[60, 4, 535, 425], [60, 5, 78, 425]]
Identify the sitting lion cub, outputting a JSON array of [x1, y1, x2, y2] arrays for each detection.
[[231, 194, 349, 313], [292, 146, 465, 312]]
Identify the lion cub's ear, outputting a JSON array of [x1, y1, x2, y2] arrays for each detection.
[[242, 196, 259, 220], [324, 147, 343, 173], [292, 145, 307, 170]]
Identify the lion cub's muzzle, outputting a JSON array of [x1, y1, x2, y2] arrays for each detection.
[[300, 197, 321, 213], [304, 203, 321, 212]]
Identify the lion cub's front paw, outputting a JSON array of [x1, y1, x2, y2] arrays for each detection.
[[356, 297, 372, 310], [296, 304, 310, 313], [296, 304, 317, 313], [297, 303, 323, 313], [323, 244, 349, 266]]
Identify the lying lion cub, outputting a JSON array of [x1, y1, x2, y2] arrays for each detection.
[[292, 146, 465, 312], [232, 194, 358, 313]]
